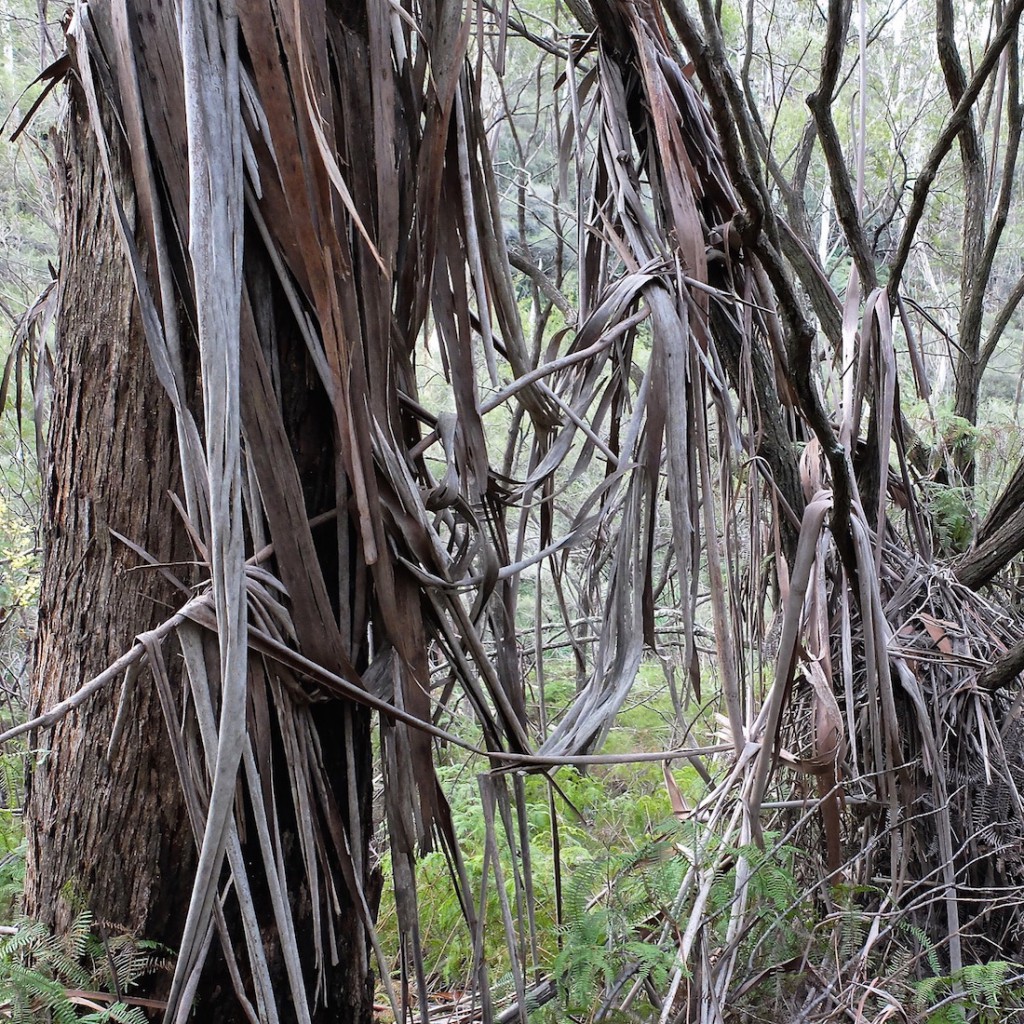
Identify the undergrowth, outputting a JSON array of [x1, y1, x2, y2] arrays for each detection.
[[0, 745, 168, 1022], [0, 903, 168, 1023], [375, 657, 1024, 1023]]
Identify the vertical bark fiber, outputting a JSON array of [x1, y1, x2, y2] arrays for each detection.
[[26, 71, 375, 1024], [26, 88, 195, 957]]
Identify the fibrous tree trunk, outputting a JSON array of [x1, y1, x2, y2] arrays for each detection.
[[26, 85, 197, 956], [24, 0, 534, 1017], [27, 29, 376, 1024]]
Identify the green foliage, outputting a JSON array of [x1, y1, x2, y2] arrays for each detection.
[[0, 900, 168, 1023], [378, 764, 611, 985], [550, 837, 681, 1015], [545, 825, 815, 1020], [0, 744, 28, 923], [738, 841, 791, 914], [903, 400, 989, 553], [0, 489, 38, 612], [378, 656, 704, 992], [913, 960, 1024, 1023], [922, 481, 974, 554]]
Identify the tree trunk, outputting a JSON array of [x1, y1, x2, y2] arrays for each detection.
[[26, 58, 375, 1024], [26, 80, 197, 977]]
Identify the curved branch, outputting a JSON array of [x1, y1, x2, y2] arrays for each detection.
[[507, 245, 577, 320], [887, 0, 1024, 299], [806, 0, 878, 289], [976, 447, 1024, 544], [978, 637, 1024, 691], [936, 0, 985, 167]]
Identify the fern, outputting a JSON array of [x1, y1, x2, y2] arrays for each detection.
[[704, 832, 810, 965], [0, 909, 169, 1023], [551, 836, 686, 1017], [904, 923, 944, 978], [927, 1005, 969, 1024], [553, 910, 613, 1006], [913, 959, 1024, 1024], [79, 1004, 149, 1024]]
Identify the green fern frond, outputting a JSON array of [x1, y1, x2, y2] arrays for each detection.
[[79, 1001, 150, 1024], [0, 910, 169, 1023], [954, 960, 1009, 1005], [915, 959, 1024, 1023], [927, 1004, 968, 1024], [915, 973, 947, 1007], [905, 923, 943, 977]]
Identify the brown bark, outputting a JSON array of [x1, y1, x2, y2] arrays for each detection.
[[26, 84, 195, 965], [977, 455, 1024, 544], [978, 637, 1024, 691], [955, 501, 1024, 591], [952, 31, 1022, 476], [26, 61, 375, 1024]]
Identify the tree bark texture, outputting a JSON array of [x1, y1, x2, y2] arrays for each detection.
[[26, 86, 196, 957], [26, 52, 375, 1024]]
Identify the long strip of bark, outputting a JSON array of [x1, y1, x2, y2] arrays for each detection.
[[662, 0, 858, 565]]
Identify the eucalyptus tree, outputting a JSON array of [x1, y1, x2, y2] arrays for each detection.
[[16, 0, 1024, 1022], [25, 1, 548, 1019]]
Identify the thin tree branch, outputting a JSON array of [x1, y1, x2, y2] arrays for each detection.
[[972, 39, 1023, 377], [806, 0, 878, 289], [887, 0, 1024, 299], [508, 245, 577, 319], [979, 270, 1024, 373]]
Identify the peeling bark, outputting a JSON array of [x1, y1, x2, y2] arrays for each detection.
[[27, 68, 375, 1024]]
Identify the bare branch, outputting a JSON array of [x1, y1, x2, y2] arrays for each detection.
[[507, 245, 577, 319], [887, 0, 1024, 298], [806, 0, 879, 289]]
